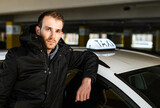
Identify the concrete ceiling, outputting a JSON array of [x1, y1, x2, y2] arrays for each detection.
[[0, 0, 158, 15], [11, 1, 160, 22], [0, 0, 160, 32]]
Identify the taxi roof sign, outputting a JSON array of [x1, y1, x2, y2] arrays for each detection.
[[86, 39, 116, 50]]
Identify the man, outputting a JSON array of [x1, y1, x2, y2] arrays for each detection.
[[0, 11, 98, 108]]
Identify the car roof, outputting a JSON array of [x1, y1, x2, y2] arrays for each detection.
[[72, 47, 160, 74], [96, 49, 160, 74]]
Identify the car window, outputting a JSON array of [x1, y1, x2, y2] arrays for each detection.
[[119, 65, 160, 107], [63, 69, 134, 108], [91, 84, 133, 108]]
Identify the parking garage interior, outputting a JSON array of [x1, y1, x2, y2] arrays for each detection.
[[0, 0, 160, 55]]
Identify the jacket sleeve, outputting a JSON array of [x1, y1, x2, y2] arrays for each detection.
[[0, 49, 18, 107], [67, 50, 99, 84]]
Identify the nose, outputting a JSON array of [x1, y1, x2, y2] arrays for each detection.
[[50, 30, 56, 38]]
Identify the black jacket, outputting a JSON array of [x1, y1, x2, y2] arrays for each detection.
[[0, 25, 98, 108]]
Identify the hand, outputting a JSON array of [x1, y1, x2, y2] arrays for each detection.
[[75, 77, 91, 102]]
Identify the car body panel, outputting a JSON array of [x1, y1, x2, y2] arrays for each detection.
[[0, 50, 7, 64], [0, 50, 7, 60]]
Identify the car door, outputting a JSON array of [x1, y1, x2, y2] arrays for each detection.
[[63, 68, 139, 108]]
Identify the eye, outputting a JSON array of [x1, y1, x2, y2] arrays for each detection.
[[46, 27, 51, 31], [56, 30, 61, 33]]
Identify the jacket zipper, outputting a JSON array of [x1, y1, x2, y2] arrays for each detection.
[[40, 49, 49, 105]]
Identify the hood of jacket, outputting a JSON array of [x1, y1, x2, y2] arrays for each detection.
[[20, 24, 45, 50]]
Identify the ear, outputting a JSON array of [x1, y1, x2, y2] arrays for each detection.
[[35, 26, 40, 35]]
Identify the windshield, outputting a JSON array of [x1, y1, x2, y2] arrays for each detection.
[[119, 65, 160, 107]]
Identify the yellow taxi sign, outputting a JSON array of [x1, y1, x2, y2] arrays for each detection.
[[86, 39, 116, 50]]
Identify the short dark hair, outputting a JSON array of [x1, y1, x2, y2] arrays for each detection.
[[38, 11, 64, 28]]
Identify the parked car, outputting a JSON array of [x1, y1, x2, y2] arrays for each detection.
[[0, 50, 7, 65], [64, 39, 160, 108]]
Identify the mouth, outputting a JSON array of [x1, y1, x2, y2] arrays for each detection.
[[47, 40, 56, 44]]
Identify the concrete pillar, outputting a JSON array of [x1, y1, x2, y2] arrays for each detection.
[[152, 30, 160, 52], [0, 32, 6, 49], [123, 29, 132, 49], [6, 21, 22, 49], [78, 26, 89, 46]]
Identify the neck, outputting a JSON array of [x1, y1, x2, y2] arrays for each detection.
[[47, 45, 58, 54], [47, 49, 52, 54]]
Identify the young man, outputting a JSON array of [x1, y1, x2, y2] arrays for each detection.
[[0, 11, 98, 108]]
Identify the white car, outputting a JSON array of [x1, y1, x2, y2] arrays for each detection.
[[64, 39, 160, 108]]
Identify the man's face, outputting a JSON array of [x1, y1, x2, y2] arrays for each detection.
[[36, 16, 63, 53]]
